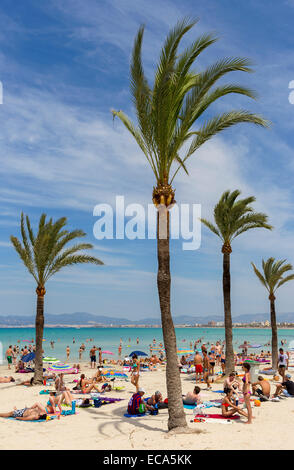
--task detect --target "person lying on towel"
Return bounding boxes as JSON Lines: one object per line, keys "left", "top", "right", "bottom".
{"left": 0, "top": 402, "right": 47, "bottom": 420}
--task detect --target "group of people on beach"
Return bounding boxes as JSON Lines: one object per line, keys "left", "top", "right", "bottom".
{"left": 1, "top": 335, "right": 294, "bottom": 425}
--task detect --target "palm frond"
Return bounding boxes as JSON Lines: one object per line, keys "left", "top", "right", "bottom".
{"left": 11, "top": 214, "right": 103, "bottom": 287}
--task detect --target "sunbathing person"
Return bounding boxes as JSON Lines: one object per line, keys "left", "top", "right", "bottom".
{"left": 78, "top": 374, "right": 102, "bottom": 393}
{"left": 183, "top": 386, "right": 202, "bottom": 406}
{"left": 251, "top": 376, "right": 270, "bottom": 400}
{"left": 221, "top": 388, "right": 248, "bottom": 419}
{"left": 92, "top": 368, "right": 107, "bottom": 383}
{"left": 274, "top": 373, "right": 294, "bottom": 398}
{"left": 16, "top": 377, "right": 34, "bottom": 386}
{"left": 0, "top": 376, "right": 15, "bottom": 383}
{"left": 0, "top": 403, "right": 47, "bottom": 421}
{"left": 146, "top": 390, "right": 167, "bottom": 409}
{"left": 46, "top": 391, "right": 72, "bottom": 413}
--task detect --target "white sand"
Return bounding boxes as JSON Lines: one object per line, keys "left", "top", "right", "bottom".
{"left": 0, "top": 362, "right": 293, "bottom": 450}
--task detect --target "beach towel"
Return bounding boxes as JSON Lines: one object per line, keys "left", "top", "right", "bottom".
{"left": 124, "top": 413, "right": 147, "bottom": 418}
{"left": 194, "top": 413, "right": 240, "bottom": 420}
{"left": 212, "top": 390, "right": 225, "bottom": 393}
{"left": 5, "top": 416, "right": 57, "bottom": 422}
{"left": 193, "top": 417, "right": 233, "bottom": 424}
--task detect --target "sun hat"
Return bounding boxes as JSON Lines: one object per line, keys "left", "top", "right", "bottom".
{"left": 285, "top": 373, "right": 292, "bottom": 379}
{"left": 138, "top": 387, "right": 145, "bottom": 393}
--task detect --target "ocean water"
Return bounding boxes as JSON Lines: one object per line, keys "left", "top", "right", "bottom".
{"left": 1, "top": 327, "right": 294, "bottom": 362}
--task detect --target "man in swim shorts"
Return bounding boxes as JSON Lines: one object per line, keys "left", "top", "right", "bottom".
{"left": 193, "top": 351, "right": 203, "bottom": 383}
{"left": 5, "top": 346, "right": 13, "bottom": 370}
{"left": 90, "top": 346, "right": 98, "bottom": 369}
{"left": 0, "top": 403, "right": 47, "bottom": 420}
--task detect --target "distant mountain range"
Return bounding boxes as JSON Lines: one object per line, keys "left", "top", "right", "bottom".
{"left": 0, "top": 311, "right": 293, "bottom": 326}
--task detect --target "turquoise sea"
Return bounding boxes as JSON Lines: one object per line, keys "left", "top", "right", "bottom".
{"left": 1, "top": 327, "right": 294, "bottom": 362}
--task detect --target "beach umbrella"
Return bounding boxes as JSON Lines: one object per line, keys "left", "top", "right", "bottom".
{"left": 21, "top": 352, "right": 35, "bottom": 362}
{"left": 43, "top": 357, "right": 60, "bottom": 364}
{"left": 47, "top": 363, "right": 75, "bottom": 373}
{"left": 129, "top": 350, "right": 148, "bottom": 357}
{"left": 102, "top": 370, "right": 128, "bottom": 378}
{"left": 177, "top": 349, "right": 193, "bottom": 354}
{"left": 102, "top": 350, "right": 114, "bottom": 355}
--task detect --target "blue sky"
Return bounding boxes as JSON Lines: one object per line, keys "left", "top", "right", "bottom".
{"left": 0, "top": 0, "right": 294, "bottom": 319}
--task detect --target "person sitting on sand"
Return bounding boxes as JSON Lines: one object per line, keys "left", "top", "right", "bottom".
{"left": 46, "top": 390, "right": 72, "bottom": 414}
{"left": 78, "top": 374, "right": 102, "bottom": 394}
{"left": 223, "top": 372, "right": 242, "bottom": 393}
{"left": 274, "top": 373, "right": 294, "bottom": 398}
{"left": 180, "top": 355, "right": 187, "bottom": 366}
{"left": 127, "top": 388, "right": 150, "bottom": 415}
{"left": 93, "top": 368, "right": 107, "bottom": 383}
{"left": 221, "top": 388, "right": 248, "bottom": 419}
{"left": 251, "top": 376, "right": 270, "bottom": 400}
{"left": 0, "top": 376, "right": 15, "bottom": 383}
{"left": 0, "top": 403, "right": 47, "bottom": 421}
{"left": 183, "top": 386, "right": 202, "bottom": 406}
{"left": 146, "top": 390, "right": 167, "bottom": 409}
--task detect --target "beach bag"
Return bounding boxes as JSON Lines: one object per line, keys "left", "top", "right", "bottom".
{"left": 94, "top": 398, "right": 103, "bottom": 408}
{"left": 138, "top": 403, "right": 146, "bottom": 414}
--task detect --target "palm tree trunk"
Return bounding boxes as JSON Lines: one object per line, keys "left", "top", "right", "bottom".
{"left": 223, "top": 251, "right": 234, "bottom": 374}
{"left": 269, "top": 294, "right": 278, "bottom": 369}
{"left": 33, "top": 289, "right": 45, "bottom": 384}
{"left": 157, "top": 210, "right": 187, "bottom": 431}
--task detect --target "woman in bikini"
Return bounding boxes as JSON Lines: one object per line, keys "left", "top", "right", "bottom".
{"left": 131, "top": 354, "right": 140, "bottom": 392}
{"left": 242, "top": 363, "right": 253, "bottom": 424}
{"left": 221, "top": 388, "right": 248, "bottom": 418}
{"left": 78, "top": 374, "right": 102, "bottom": 393}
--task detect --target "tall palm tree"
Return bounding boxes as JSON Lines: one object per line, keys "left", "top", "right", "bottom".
{"left": 201, "top": 190, "right": 272, "bottom": 373}
{"left": 251, "top": 258, "right": 294, "bottom": 369}
{"left": 10, "top": 213, "right": 103, "bottom": 384}
{"left": 112, "top": 18, "right": 268, "bottom": 431}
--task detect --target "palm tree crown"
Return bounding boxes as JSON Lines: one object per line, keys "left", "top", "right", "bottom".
{"left": 201, "top": 189, "right": 273, "bottom": 252}
{"left": 251, "top": 258, "right": 294, "bottom": 299}
{"left": 112, "top": 18, "right": 269, "bottom": 205}
{"left": 11, "top": 213, "right": 103, "bottom": 292}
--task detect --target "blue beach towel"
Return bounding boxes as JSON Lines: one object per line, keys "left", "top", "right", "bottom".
{"left": 124, "top": 413, "right": 147, "bottom": 418}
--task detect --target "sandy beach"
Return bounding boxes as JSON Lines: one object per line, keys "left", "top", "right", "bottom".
{"left": 0, "top": 361, "right": 293, "bottom": 450}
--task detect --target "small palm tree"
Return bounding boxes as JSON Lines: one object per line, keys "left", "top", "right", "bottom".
{"left": 112, "top": 18, "right": 268, "bottom": 431}
{"left": 11, "top": 213, "right": 103, "bottom": 384}
{"left": 251, "top": 258, "right": 294, "bottom": 368}
{"left": 201, "top": 190, "right": 272, "bottom": 373}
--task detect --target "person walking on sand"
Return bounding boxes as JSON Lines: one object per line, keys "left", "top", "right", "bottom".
{"left": 98, "top": 347, "right": 102, "bottom": 366}
{"left": 203, "top": 350, "right": 212, "bottom": 390}
{"left": 66, "top": 346, "right": 70, "bottom": 360}
{"left": 5, "top": 346, "right": 13, "bottom": 370}
{"left": 277, "top": 348, "right": 289, "bottom": 382}
{"left": 242, "top": 363, "right": 253, "bottom": 424}
{"left": 118, "top": 344, "right": 122, "bottom": 359}
{"left": 131, "top": 354, "right": 140, "bottom": 392}
{"left": 90, "top": 346, "right": 98, "bottom": 369}
{"left": 193, "top": 350, "right": 203, "bottom": 384}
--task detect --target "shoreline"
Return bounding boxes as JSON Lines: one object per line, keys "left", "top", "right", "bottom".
{"left": 0, "top": 325, "right": 294, "bottom": 329}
